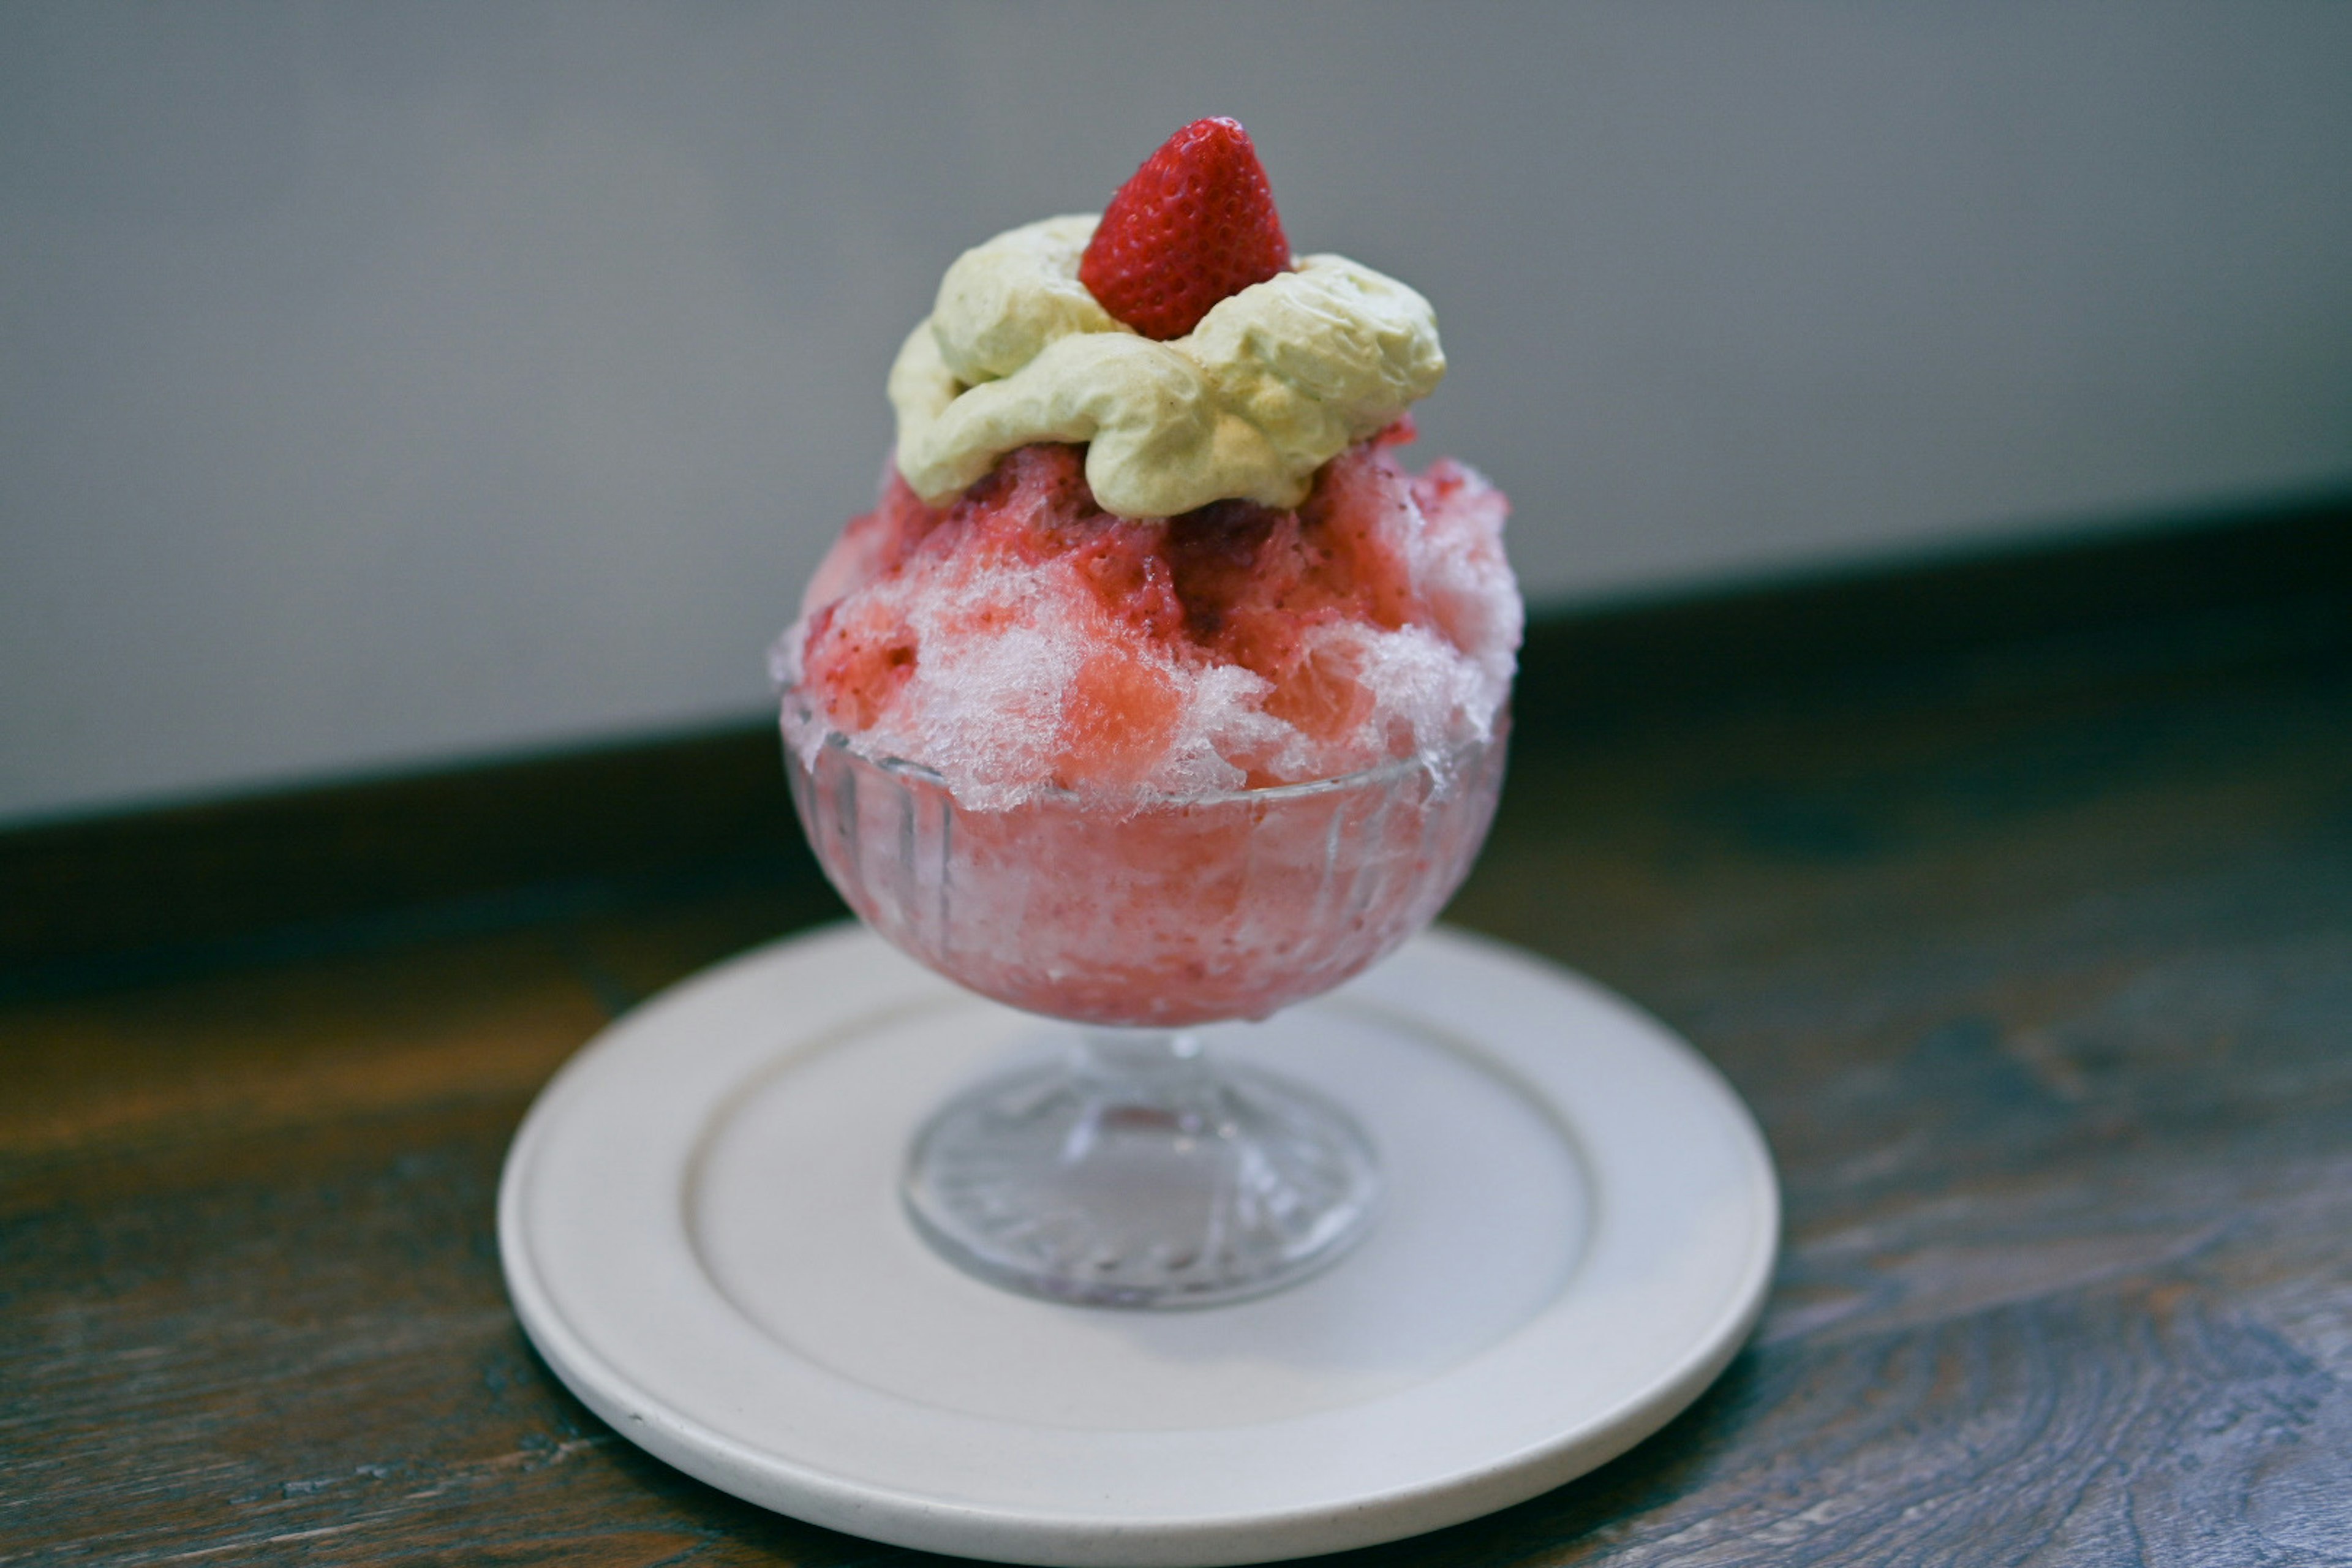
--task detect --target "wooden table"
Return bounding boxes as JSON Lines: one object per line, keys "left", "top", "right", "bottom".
{"left": 6, "top": 519, "right": 2350, "bottom": 1564}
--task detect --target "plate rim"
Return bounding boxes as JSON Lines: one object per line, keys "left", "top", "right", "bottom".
{"left": 499, "top": 924, "right": 1779, "bottom": 1566}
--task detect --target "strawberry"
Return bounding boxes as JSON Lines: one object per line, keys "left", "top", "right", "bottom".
{"left": 1079, "top": 117, "right": 1291, "bottom": 341}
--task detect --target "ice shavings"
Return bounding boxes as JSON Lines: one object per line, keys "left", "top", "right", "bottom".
{"left": 778, "top": 442, "right": 1518, "bottom": 809}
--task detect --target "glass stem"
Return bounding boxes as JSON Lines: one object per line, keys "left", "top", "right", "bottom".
{"left": 903, "top": 1020, "right": 1384, "bottom": 1306}
{"left": 1072, "top": 1027, "right": 1217, "bottom": 1118}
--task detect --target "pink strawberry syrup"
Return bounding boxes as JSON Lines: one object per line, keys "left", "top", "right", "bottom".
{"left": 783, "top": 439, "right": 1517, "bottom": 1026}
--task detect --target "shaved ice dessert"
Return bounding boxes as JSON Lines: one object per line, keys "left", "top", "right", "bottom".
{"left": 775, "top": 118, "right": 1519, "bottom": 1026}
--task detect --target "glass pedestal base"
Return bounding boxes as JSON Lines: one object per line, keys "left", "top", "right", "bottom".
{"left": 902, "top": 1028, "right": 1382, "bottom": 1309}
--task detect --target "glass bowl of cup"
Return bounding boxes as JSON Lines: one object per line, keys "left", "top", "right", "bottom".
{"left": 782, "top": 686, "right": 1507, "bottom": 1308}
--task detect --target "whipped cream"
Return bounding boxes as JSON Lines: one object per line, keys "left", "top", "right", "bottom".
{"left": 888, "top": 216, "right": 1446, "bottom": 517}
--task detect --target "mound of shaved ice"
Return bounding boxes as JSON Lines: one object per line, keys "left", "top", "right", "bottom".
{"left": 777, "top": 437, "right": 1518, "bottom": 809}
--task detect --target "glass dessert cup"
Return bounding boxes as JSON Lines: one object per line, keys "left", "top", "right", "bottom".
{"left": 783, "top": 689, "right": 1507, "bottom": 1308}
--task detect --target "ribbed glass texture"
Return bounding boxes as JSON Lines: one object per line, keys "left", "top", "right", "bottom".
{"left": 782, "top": 689, "right": 1508, "bottom": 1306}
{"left": 784, "top": 693, "right": 1508, "bottom": 1029}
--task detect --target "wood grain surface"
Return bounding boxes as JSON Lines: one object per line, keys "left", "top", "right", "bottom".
{"left": 4, "top": 551, "right": 2350, "bottom": 1563}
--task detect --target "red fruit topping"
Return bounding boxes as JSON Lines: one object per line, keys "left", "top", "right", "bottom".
{"left": 1079, "top": 117, "right": 1291, "bottom": 341}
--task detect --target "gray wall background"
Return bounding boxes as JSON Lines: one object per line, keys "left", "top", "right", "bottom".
{"left": 4, "top": 2, "right": 2348, "bottom": 826}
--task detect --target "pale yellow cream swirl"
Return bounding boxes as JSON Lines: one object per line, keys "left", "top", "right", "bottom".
{"left": 888, "top": 214, "right": 1446, "bottom": 517}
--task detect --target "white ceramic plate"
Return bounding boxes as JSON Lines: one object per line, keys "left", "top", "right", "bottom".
{"left": 499, "top": 924, "right": 1777, "bottom": 1566}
